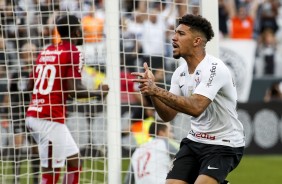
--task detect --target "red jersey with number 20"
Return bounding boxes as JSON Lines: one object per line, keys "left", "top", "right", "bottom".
{"left": 26, "top": 41, "right": 83, "bottom": 124}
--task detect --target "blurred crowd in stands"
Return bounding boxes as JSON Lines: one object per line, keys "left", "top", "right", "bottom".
{"left": 0, "top": 0, "right": 282, "bottom": 156}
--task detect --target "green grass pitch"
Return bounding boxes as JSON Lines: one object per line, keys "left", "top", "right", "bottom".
{"left": 226, "top": 155, "right": 282, "bottom": 184}
{"left": 1, "top": 155, "right": 281, "bottom": 184}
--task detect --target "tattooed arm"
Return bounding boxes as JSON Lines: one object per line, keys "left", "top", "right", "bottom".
{"left": 132, "top": 63, "right": 211, "bottom": 121}
{"left": 151, "top": 87, "right": 211, "bottom": 118}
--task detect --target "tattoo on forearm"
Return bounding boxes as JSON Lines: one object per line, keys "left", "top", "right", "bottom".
{"left": 157, "top": 89, "right": 181, "bottom": 110}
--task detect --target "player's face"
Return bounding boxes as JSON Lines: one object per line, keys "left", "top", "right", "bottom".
{"left": 172, "top": 24, "right": 194, "bottom": 59}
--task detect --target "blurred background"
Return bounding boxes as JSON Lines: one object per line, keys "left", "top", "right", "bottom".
{"left": 0, "top": 0, "right": 282, "bottom": 184}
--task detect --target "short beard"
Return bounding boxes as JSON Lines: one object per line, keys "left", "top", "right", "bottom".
{"left": 173, "top": 54, "right": 181, "bottom": 59}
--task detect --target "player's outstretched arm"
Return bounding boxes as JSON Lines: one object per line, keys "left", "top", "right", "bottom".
{"left": 67, "top": 78, "right": 109, "bottom": 100}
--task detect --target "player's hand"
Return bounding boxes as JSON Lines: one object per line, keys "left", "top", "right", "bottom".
{"left": 143, "top": 62, "right": 155, "bottom": 81}
{"left": 98, "top": 84, "right": 109, "bottom": 99}
{"left": 131, "top": 62, "right": 155, "bottom": 81}
{"left": 131, "top": 62, "right": 157, "bottom": 96}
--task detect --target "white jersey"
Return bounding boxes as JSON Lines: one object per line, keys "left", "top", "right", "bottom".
{"left": 130, "top": 138, "right": 177, "bottom": 184}
{"left": 169, "top": 54, "right": 245, "bottom": 147}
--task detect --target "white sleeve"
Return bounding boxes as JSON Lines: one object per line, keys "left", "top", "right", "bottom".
{"left": 169, "top": 69, "right": 182, "bottom": 96}
{"left": 194, "top": 64, "right": 229, "bottom": 101}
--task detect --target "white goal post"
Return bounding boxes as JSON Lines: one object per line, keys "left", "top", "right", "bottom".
{"left": 201, "top": 0, "right": 219, "bottom": 57}
{"left": 105, "top": 0, "right": 121, "bottom": 184}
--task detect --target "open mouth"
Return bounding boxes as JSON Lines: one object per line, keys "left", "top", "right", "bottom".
{"left": 172, "top": 42, "right": 178, "bottom": 48}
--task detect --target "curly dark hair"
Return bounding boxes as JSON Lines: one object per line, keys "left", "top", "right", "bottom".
{"left": 56, "top": 15, "right": 81, "bottom": 37}
{"left": 178, "top": 14, "right": 214, "bottom": 42}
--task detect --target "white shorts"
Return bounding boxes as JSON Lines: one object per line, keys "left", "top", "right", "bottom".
{"left": 26, "top": 117, "right": 79, "bottom": 168}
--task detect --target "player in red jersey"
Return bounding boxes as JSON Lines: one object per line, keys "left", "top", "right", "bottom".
{"left": 25, "top": 14, "right": 109, "bottom": 184}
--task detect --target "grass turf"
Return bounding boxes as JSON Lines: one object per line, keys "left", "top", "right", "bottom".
{"left": 0, "top": 155, "right": 281, "bottom": 184}
{"left": 226, "top": 155, "right": 282, "bottom": 184}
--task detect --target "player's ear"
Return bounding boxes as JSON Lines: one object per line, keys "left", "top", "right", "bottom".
{"left": 76, "top": 28, "right": 82, "bottom": 37}
{"left": 75, "top": 28, "right": 84, "bottom": 46}
{"left": 193, "top": 37, "right": 202, "bottom": 46}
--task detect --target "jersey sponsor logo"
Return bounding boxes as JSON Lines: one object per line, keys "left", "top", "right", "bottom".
{"left": 28, "top": 106, "right": 42, "bottom": 112}
{"left": 41, "top": 50, "right": 62, "bottom": 55}
{"left": 31, "top": 99, "right": 45, "bottom": 105}
{"left": 206, "top": 63, "right": 217, "bottom": 87}
{"left": 189, "top": 130, "right": 216, "bottom": 140}
{"left": 39, "top": 56, "right": 56, "bottom": 62}
{"left": 207, "top": 165, "right": 219, "bottom": 170}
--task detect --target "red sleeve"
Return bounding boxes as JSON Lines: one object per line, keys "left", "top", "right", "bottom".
{"left": 67, "top": 46, "right": 82, "bottom": 79}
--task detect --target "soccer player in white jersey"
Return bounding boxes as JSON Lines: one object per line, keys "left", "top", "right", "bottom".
{"left": 124, "top": 122, "right": 178, "bottom": 184}
{"left": 132, "top": 14, "right": 245, "bottom": 184}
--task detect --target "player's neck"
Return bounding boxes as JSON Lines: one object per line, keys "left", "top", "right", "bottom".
{"left": 185, "top": 49, "right": 206, "bottom": 74}
{"left": 186, "top": 55, "right": 205, "bottom": 74}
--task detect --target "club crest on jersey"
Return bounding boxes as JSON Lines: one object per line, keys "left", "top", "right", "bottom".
{"left": 195, "top": 70, "right": 201, "bottom": 87}
{"left": 180, "top": 72, "right": 185, "bottom": 77}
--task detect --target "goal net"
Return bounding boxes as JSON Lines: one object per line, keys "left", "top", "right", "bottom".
{"left": 0, "top": 0, "right": 216, "bottom": 184}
